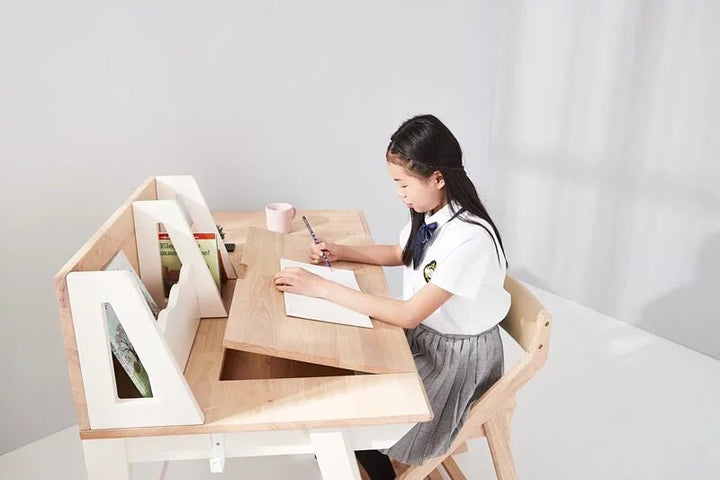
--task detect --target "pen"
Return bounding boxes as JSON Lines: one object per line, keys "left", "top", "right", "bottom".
{"left": 302, "top": 215, "right": 333, "bottom": 270}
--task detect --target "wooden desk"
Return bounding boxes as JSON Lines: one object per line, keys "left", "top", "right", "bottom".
{"left": 56, "top": 180, "right": 431, "bottom": 480}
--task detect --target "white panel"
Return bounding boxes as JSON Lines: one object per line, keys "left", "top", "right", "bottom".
{"left": 344, "top": 423, "right": 415, "bottom": 450}
{"left": 82, "top": 439, "right": 131, "bottom": 480}
{"left": 133, "top": 199, "right": 226, "bottom": 318}
{"left": 125, "top": 434, "right": 212, "bottom": 463}
{"left": 156, "top": 265, "right": 201, "bottom": 371}
{"left": 310, "top": 430, "right": 361, "bottom": 480}
{"left": 67, "top": 271, "right": 203, "bottom": 429}
{"left": 156, "top": 175, "right": 235, "bottom": 280}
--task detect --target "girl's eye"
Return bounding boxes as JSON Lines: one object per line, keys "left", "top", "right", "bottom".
{"left": 401, "top": 185, "right": 407, "bottom": 189}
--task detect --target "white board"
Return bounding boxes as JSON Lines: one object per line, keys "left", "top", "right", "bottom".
{"left": 280, "top": 258, "right": 373, "bottom": 329}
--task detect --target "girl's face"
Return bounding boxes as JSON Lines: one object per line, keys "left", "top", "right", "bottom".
{"left": 386, "top": 159, "right": 447, "bottom": 214}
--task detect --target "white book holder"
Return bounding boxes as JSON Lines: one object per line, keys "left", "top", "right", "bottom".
{"left": 66, "top": 269, "right": 203, "bottom": 429}
{"left": 155, "top": 175, "right": 235, "bottom": 282}
{"left": 133, "top": 199, "right": 226, "bottom": 318}
{"left": 65, "top": 175, "right": 229, "bottom": 430}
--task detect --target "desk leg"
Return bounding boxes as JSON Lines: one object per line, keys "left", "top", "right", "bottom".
{"left": 145, "top": 461, "right": 169, "bottom": 480}
{"left": 310, "top": 430, "right": 361, "bottom": 480}
{"left": 82, "top": 439, "right": 131, "bottom": 480}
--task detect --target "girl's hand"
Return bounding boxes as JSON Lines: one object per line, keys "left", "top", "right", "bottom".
{"left": 274, "top": 268, "right": 331, "bottom": 298}
{"left": 309, "top": 238, "right": 341, "bottom": 264}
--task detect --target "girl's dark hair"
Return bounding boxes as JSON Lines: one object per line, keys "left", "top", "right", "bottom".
{"left": 387, "top": 114, "right": 508, "bottom": 268}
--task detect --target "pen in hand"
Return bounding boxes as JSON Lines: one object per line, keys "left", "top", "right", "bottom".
{"left": 302, "top": 215, "right": 333, "bottom": 271}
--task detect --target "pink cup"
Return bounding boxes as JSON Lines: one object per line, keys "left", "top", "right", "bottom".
{"left": 265, "top": 202, "right": 296, "bottom": 233}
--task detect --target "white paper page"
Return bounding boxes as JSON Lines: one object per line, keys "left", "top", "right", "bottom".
{"left": 279, "top": 258, "right": 373, "bottom": 328}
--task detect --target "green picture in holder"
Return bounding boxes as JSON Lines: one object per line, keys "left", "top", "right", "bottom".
{"left": 104, "top": 304, "right": 153, "bottom": 398}
{"left": 103, "top": 251, "right": 160, "bottom": 398}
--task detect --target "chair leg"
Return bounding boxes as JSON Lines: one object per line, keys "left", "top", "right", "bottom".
{"left": 427, "top": 469, "right": 444, "bottom": 480}
{"left": 504, "top": 401, "right": 516, "bottom": 442}
{"left": 396, "top": 455, "right": 446, "bottom": 480}
{"left": 452, "top": 442, "right": 469, "bottom": 455}
{"left": 484, "top": 412, "right": 518, "bottom": 480}
{"left": 441, "top": 456, "right": 467, "bottom": 480}
{"left": 391, "top": 459, "right": 410, "bottom": 476}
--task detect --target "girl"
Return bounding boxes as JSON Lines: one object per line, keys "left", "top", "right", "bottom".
{"left": 274, "top": 114, "right": 509, "bottom": 479}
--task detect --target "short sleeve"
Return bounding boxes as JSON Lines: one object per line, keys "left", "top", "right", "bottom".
{"left": 429, "top": 235, "right": 494, "bottom": 300}
{"left": 398, "top": 220, "right": 411, "bottom": 246}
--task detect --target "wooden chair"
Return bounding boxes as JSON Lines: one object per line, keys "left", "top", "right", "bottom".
{"left": 395, "top": 275, "right": 552, "bottom": 480}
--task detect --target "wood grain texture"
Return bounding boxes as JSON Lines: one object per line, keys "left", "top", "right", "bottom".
{"left": 484, "top": 412, "right": 518, "bottom": 480}
{"left": 53, "top": 177, "right": 157, "bottom": 430}
{"left": 427, "top": 470, "right": 444, "bottom": 480}
{"left": 65, "top": 207, "right": 431, "bottom": 440}
{"left": 223, "top": 214, "right": 416, "bottom": 374}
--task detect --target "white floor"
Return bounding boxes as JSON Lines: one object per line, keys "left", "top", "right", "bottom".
{"left": 2, "top": 285, "right": 719, "bottom": 479}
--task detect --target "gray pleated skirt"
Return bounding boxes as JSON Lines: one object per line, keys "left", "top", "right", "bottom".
{"left": 385, "top": 323, "right": 504, "bottom": 466}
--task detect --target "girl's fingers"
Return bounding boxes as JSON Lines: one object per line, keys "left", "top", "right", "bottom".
{"left": 274, "top": 272, "right": 294, "bottom": 284}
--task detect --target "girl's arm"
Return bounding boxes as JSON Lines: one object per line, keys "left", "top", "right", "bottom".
{"left": 310, "top": 240, "right": 403, "bottom": 267}
{"left": 274, "top": 268, "right": 452, "bottom": 329}
{"left": 337, "top": 244, "right": 404, "bottom": 266}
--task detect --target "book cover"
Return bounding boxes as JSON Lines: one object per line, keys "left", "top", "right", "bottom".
{"left": 159, "top": 232, "right": 220, "bottom": 298}
{"left": 103, "top": 251, "right": 156, "bottom": 398}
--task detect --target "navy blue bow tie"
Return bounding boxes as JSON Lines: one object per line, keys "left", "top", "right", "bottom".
{"left": 413, "top": 221, "right": 438, "bottom": 269}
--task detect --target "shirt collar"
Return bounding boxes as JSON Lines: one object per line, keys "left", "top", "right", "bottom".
{"left": 424, "top": 201, "right": 459, "bottom": 227}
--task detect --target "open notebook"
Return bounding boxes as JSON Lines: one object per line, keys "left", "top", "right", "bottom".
{"left": 280, "top": 258, "right": 373, "bottom": 328}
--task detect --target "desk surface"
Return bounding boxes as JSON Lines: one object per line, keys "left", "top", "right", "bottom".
{"left": 222, "top": 211, "right": 416, "bottom": 374}
{"left": 80, "top": 209, "right": 432, "bottom": 440}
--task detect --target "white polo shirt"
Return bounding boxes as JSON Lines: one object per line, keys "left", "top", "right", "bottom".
{"left": 399, "top": 202, "right": 510, "bottom": 335}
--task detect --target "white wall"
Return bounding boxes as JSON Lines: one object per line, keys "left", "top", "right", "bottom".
{"left": 487, "top": 0, "right": 720, "bottom": 357}
{"left": 0, "top": 0, "right": 500, "bottom": 453}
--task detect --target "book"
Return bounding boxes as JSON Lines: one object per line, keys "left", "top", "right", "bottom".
{"left": 159, "top": 232, "right": 220, "bottom": 298}
{"left": 279, "top": 258, "right": 373, "bottom": 328}
{"left": 103, "top": 251, "right": 157, "bottom": 398}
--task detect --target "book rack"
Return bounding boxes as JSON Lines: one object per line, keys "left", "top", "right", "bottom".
{"left": 54, "top": 176, "right": 432, "bottom": 480}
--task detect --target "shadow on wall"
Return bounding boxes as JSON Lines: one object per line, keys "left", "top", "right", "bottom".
{"left": 507, "top": 268, "right": 552, "bottom": 293}
{"left": 639, "top": 233, "right": 720, "bottom": 359}
{"left": 484, "top": 0, "right": 720, "bottom": 361}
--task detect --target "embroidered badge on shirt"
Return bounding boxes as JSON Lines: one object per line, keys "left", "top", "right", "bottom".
{"left": 423, "top": 260, "right": 436, "bottom": 283}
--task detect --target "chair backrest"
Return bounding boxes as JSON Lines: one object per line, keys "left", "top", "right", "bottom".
{"left": 459, "top": 275, "right": 552, "bottom": 433}
{"left": 395, "top": 275, "right": 552, "bottom": 480}
{"left": 500, "top": 275, "right": 551, "bottom": 355}
{"left": 473, "top": 274, "right": 552, "bottom": 408}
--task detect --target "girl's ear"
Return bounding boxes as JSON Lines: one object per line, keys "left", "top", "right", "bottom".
{"left": 433, "top": 170, "right": 445, "bottom": 189}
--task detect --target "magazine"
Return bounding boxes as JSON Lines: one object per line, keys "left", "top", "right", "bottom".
{"left": 158, "top": 232, "right": 220, "bottom": 298}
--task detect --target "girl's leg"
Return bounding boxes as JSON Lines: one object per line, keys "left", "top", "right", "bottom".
{"left": 355, "top": 450, "right": 395, "bottom": 480}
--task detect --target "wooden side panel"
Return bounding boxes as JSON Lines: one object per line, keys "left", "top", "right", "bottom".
{"left": 53, "top": 178, "right": 157, "bottom": 430}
